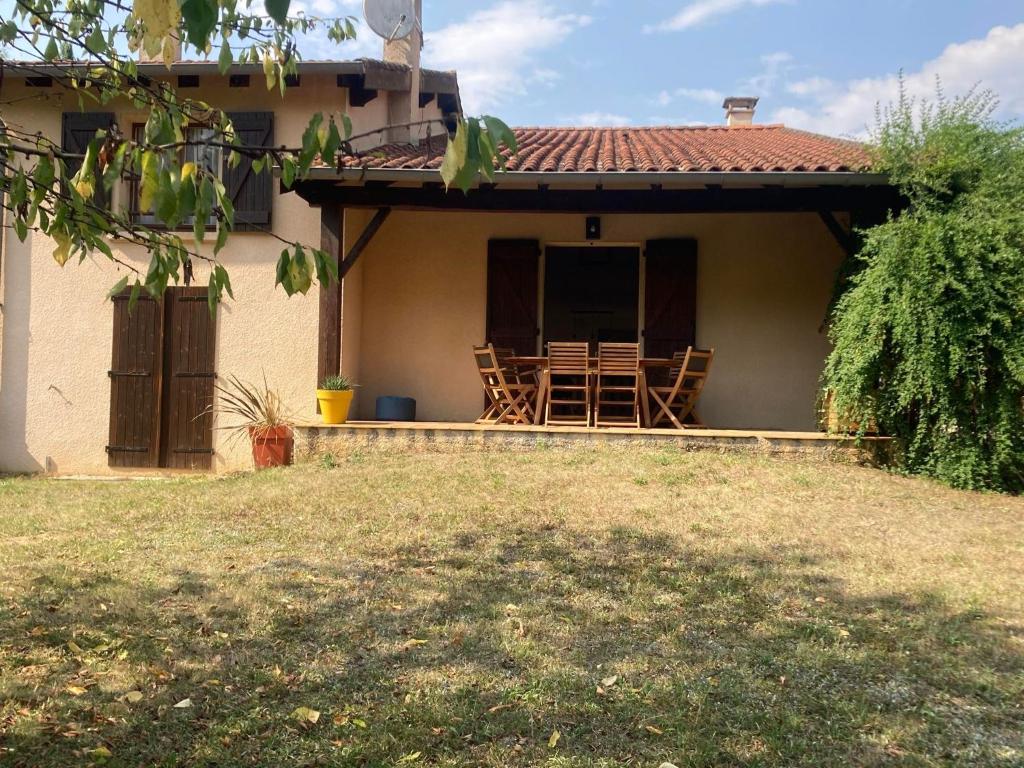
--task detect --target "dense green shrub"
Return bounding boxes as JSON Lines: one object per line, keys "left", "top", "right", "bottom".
{"left": 825, "top": 88, "right": 1024, "bottom": 492}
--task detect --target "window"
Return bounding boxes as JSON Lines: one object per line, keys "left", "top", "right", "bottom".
{"left": 129, "top": 124, "right": 222, "bottom": 227}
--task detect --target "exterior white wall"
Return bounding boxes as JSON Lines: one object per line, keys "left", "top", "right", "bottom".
{"left": 0, "top": 73, "right": 444, "bottom": 473}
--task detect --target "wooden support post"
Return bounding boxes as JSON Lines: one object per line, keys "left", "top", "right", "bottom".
{"left": 818, "top": 210, "right": 855, "bottom": 256}
{"left": 338, "top": 207, "right": 391, "bottom": 281}
{"left": 317, "top": 204, "right": 343, "bottom": 389}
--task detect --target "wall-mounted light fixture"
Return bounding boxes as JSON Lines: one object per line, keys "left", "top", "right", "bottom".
{"left": 585, "top": 216, "right": 601, "bottom": 240}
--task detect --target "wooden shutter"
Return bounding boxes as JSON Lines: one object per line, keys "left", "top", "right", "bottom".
{"left": 223, "top": 112, "right": 274, "bottom": 231}
{"left": 160, "top": 287, "right": 217, "bottom": 470}
{"left": 107, "top": 292, "right": 163, "bottom": 468}
{"left": 486, "top": 239, "right": 540, "bottom": 355}
{"left": 644, "top": 239, "right": 697, "bottom": 359}
{"left": 61, "top": 111, "right": 114, "bottom": 208}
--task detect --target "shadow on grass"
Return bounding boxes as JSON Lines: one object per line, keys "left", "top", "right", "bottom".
{"left": 1, "top": 525, "right": 1021, "bottom": 767}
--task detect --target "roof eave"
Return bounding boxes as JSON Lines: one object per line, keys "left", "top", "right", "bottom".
{"left": 293, "top": 167, "right": 888, "bottom": 188}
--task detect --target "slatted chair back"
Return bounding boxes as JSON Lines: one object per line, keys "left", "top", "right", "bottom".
{"left": 548, "top": 341, "right": 590, "bottom": 375}
{"left": 595, "top": 342, "right": 641, "bottom": 427}
{"left": 668, "top": 349, "right": 687, "bottom": 382}
{"left": 545, "top": 341, "right": 591, "bottom": 427}
{"left": 597, "top": 342, "right": 640, "bottom": 375}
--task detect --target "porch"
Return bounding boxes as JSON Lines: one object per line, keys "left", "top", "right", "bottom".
{"left": 287, "top": 126, "right": 900, "bottom": 435}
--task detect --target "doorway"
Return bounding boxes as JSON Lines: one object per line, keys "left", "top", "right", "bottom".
{"left": 543, "top": 246, "right": 640, "bottom": 351}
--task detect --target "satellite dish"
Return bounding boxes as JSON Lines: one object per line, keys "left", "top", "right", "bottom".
{"left": 364, "top": 0, "right": 417, "bottom": 42}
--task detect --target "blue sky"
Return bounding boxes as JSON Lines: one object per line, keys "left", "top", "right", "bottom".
{"left": 321, "top": 0, "right": 1024, "bottom": 137}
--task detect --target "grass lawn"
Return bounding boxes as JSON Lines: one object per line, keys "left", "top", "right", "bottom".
{"left": 1, "top": 446, "right": 1022, "bottom": 767}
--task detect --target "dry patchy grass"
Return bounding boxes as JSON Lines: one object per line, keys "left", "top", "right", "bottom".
{"left": 1, "top": 445, "right": 1022, "bottom": 767}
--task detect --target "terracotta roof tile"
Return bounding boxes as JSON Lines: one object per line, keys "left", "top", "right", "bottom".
{"left": 342, "top": 125, "right": 873, "bottom": 175}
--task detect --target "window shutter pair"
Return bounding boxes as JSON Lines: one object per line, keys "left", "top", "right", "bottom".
{"left": 106, "top": 287, "right": 217, "bottom": 469}
{"left": 61, "top": 112, "right": 114, "bottom": 208}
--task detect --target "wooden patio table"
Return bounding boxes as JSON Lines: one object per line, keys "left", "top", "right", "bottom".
{"left": 506, "top": 355, "right": 676, "bottom": 427}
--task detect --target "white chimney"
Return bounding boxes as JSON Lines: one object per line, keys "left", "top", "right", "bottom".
{"left": 723, "top": 96, "right": 758, "bottom": 127}
{"left": 384, "top": 0, "right": 422, "bottom": 144}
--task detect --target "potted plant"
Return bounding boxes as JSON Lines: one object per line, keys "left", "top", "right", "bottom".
{"left": 317, "top": 374, "right": 356, "bottom": 425}
{"left": 214, "top": 375, "right": 294, "bottom": 469}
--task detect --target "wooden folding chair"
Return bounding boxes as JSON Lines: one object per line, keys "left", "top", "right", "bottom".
{"left": 594, "top": 342, "right": 640, "bottom": 427}
{"left": 545, "top": 341, "right": 591, "bottom": 427}
{"left": 647, "top": 347, "right": 714, "bottom": 429}
{"left": 494, "top": 347, "right": 538, "bottom": 387}
{"left": 473, "top": 344, "right": 537, "bottom": 425}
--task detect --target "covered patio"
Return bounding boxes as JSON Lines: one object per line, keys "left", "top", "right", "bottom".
{"left": 288, "top": 124, "right": 900, "bottom": 437}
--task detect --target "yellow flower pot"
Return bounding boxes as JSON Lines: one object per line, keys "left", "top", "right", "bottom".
{"left": 317, "top": 389, "right": 354, "bottom": 424}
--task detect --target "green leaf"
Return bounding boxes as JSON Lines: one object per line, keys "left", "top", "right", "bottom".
{"left": 218, "top": 37, "right": 233, "bottom": 74}
{"left": 482, "top": 116, "right": 517, "bottom": 170}
{"left": 107, "top": 275, "right": 130, "bottom": 299}
{"left": 281, "top": 156, "right": 296, "bottom": 188}
{"left": 440, "top": 119, "right": 469, "bottom": 191}
{"left": 180, "top": 0, "right": 218, "bottom": 49}
{"left": 139, "top": 151, "right": 160, "bottom": 213}
{"left": 320, "top": 120, "right": 342, "bottom": 168}
{"left": 155, "top": 169, "right": 178, "bottom": 224}
{"left": 215, "top": 264, "right": 233, "bottom": 300}
{"left": 207, "top": 272, "right": 220, "bottom": 317}
{"left": 298, "top": 113, "right": 324, "bottom": 172}
{"left": 452, "top": 119, "right": 482, "bottom": 193}
{"left": 265, "top": 0, "right": 291, "bottom": 25}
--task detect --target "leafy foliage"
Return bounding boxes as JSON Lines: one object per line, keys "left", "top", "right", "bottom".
{"left": 824, "top": 86, "right": 1024, "bottom": 492}
{"left": 0, "top": 0, "right": 515, "bottom": 312}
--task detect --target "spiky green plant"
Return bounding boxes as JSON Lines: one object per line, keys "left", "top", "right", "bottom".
{"left": 318, "top": 374, "right": 355, "bottom": 391}
{"left": 211, "top": 374, "right": 292, "bottom": 443}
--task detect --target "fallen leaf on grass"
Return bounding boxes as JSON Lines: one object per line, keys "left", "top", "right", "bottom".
{"left": 292, "top": 706, "right": 321, "bottom": 724}
{"left": 645, "top": 724, "right": 664, "bottom": 735}
{"left": 398, "top": 752, "right": 421, "bottom": 763}
{"left": 600, "top": 675, "right": 618, "bottom": 688}
{"left": 89, "top": 746, "right": 113, "bottom": 762}
{"left": 487, "top": 703, "right": 513, "bottom": 714}
{"left": 401, "top": 638, "right": 428, "bottom": 650}
{"left": 173, "top": 698, "right": 192, "bottom": 708}
{"left": 67, "top": 641, "right": 84, "bottom": 655}
{"left": 123, "top": 691, "right": 144, "bottom": 704}
{"left": 548, "top": 729, "right": 561, "bottom": 748}
{"left": 65, "top": 685, "right": 88, "bottom": 696}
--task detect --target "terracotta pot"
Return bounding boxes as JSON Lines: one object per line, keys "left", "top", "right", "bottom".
{"left": 249, "top": 425, "right": 294, "bottom": 469}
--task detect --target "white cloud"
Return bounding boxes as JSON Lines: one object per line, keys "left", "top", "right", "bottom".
{"left": 785, "top": 76, "right": 834, "bottom": 97}
{"left": 560, "top": 112, "right": 633, "bottom": 127}
{"left": 741, "top": 51, "right": 792, "bottom": 95}
{"left": 645, "top": 0, "right": 790, "bottom": 33}
{"left": 424, "top": 1, "right": 592, "bottom": 113}
{"left": 655, "top": 87, "right": 724, "bottom": 106}
{"left": 770, "top": 23, "right": 1024, "bottom": 137}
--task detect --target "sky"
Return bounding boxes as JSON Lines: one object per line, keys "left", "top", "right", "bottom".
{"left": 306, "top": 0, "right": 1024, "bottom": 138}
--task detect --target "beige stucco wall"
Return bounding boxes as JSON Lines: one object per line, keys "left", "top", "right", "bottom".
{"left": 0, "top": 74, "right": 442, "bottom": 473}
{"left": 348, "top": 211, "right": 844, "bottom": 431}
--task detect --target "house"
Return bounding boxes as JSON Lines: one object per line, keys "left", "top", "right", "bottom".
{"left": 0, "top": 12, "right": 899, "bottom": 474}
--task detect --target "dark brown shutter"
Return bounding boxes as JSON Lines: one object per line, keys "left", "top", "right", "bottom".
{"left": 644, "top": 239, "right": 697, "bottom": 359}
{"left": 223, "top": 112, "right": 274, "bottom": 231}
{"left": 107, "top": 292, "right": 163, "bottom": 467}
{"left": 61, "top": 111, "right": 114, "bottom": 208}
{"left": 160, "top": 287, "right": 217, "bottom": 470}
{"left": 486, "top": 239, "right": 540, "bottom": 355}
